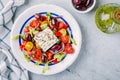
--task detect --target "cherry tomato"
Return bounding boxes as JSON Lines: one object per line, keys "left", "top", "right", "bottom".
{"left": 26, "top": 51, "right": 31, "bottom": 55}
{"left": 30, "top": 19, "right": 40, "bottom": 28}
{"left": 32, "top": 57, "right": 40, "bottom": 61}
{"left": 59, "top": 29, "right": 67, "bottom": 35}
{"left": 63, "top": 23, "right": 68, "bottom": 29}
{"left": 20, "top": 40, "right": 27, "bottom": 50}
{"left": 32, "top": 49, "right": 42, "bottom": 61}
{"left": 61, "top": 35, "right": 69, "bottom": 43}
{"left": 22, "top": 40, "right": 27, "bottom": 45}
{"left": 24, "top": 26, "right": 29, "bottom": 32}
{"left": 58, "top": 21, "right": 64, "bottom": 30}
{"left": 25, "top": 41, "right": 33, "bottom": 51}
{"left": 36, "top": 49, "right": 42, "bottom": 57}
{"left": 46, "top": 51, "right": 54, "bottom": 60}
{"left": 52, "top": 58, "right": 58, "bottom": 64}
{"left": 20, "top": 45, "right": 24, "bottom": 50}
{"left": 58, "top": 21, "right": 68, "bottom": 30}
{"left": 65, "top": 44, "right": 74, "bottom": 54}
{"left": 55, "top": 32, "right": 61, "bottom": 37}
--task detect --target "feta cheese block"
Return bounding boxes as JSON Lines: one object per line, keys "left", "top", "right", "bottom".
{"left": 34, "top": 27, "right": 58, "bottom": 52}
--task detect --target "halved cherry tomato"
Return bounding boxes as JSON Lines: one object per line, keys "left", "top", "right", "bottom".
{"left": 20, "top": 41, "right": 27, "bottom": 50}
{"left": 30, "top": 19, "right": 40, "bottom": 28}
{"left": 65, "top": 44, "right": 74, "bottom": 54}
{"left": 66, "top": 43, "right": 71, "bottom": 47}
{"left": 58, "top": 21, "right": 64, "bottom": 30}
{"left": 24, "top": 26, "right": 29, "bottom": 32}
{"left": 32, "top": 57, "right": 40, "bottom": 61}
{"left": 25, "top": 41, "right": 33, "bottom": 51}
{"left": 63, "top": 24, "right": 68, "bottom": 29}
{"left": 55, "top": 32, "right": 61, "bottom": 37}
{"left": 20, "top": 45, "right": 24, "bottom": 50}
{"left": 46, "top": 51, "right": 54, "bottom": 60}
{"left": 32, "top": 52, "right": 41, "bottom": 61}
{"left": 26, "top": 51, "right": 31, "bottom": 55}
{"left": 61, "top": 35, "right": 69, "bottom": 43}
{"left": 58, "top": 21, "right": 68, "bottom": 30}
{"left": 52, "top": 58, "right": 58, "bottom": 64}
{"left": 22, "top": 40, "right": 27, "bottom": 45}
{"left": 36, "top": 49, "right": 42, "bottom": 57}
{"left": 59, "top": 29, "right": 67, "bottom": 35}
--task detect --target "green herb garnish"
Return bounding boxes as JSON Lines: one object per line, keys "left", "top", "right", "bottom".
{"left": 70, "top": 38, "right": 77, "bottom": 45}
{"left": 35, "top": 61, "right": 41, "bottom": 66}
{"left": 23, "top": 54, "right": 30, "bottom": 62}
{"left": 42, "top": 62, "right": 49, "bottom": 73}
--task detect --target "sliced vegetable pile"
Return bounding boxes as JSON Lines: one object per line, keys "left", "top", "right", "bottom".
{"left": 14, "top": 12, "right": 76, "bottom": 73}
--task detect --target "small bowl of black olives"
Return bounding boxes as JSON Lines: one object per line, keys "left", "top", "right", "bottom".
{"left": 71, "top": 0, "right": 96, "bottom": 13}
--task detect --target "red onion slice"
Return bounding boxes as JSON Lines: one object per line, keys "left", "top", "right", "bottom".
{"left": 50, "top": 43, "right": 65, "bottom": 54}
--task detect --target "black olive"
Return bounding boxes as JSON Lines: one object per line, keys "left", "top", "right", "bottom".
{"left": 26, "top": 34, "right": 32, "bottom": 41}
{"left": 87, "top": 0, "right": 94, "bottom": 8}
{"left": 51, "top": 18, "right": 59, "bottom": 29}
{"left": 81, "top": 0, "right": 87, "bottom": 4}
{"left": 35, "top": 13, "right": 41, "bottom": 19}
{"left": 41, "top": 55, "right": 47, "bottom": 63}
{"left": 72, "top": 0, "right": 81, "bottom": 5}
{"left": 75, "top": 4, "right": 87, "bottom": 11}
{"left": 51, "top": 44, "right": 61, "bottom": 52}
{"left": 34, "top": 13, "right": 43, "bottom": 21}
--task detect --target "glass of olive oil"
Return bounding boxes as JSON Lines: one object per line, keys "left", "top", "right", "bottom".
{"left": 95, "top": 3, "right": 120, "bottom": 34}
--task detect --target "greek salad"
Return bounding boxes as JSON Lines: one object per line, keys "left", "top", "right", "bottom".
{"left": 13, "top": 12, "right": 77, "bottom": 73}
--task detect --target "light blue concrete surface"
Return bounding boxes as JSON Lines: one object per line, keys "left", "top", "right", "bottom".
{"left": 14, "top": 0, "right": 120, "bottom": 80}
